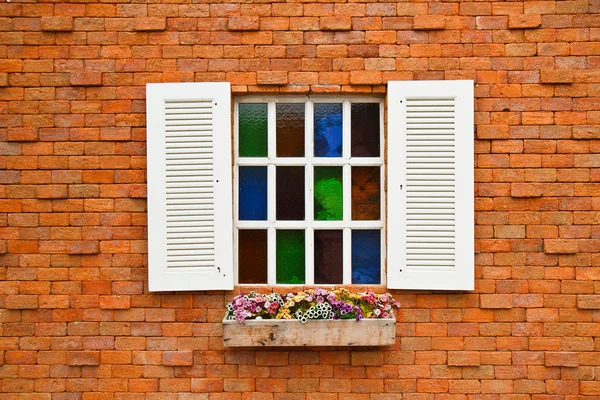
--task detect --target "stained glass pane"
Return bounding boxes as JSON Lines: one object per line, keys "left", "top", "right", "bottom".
{"left": 239, "top": 103, "right": 267, "bottom": 157}
{"left": 276, "top": 166, "right": 305, "bottom": 220}
{"left": 352, "top": 166, "right": 380, "bottom": 220}
{"left": 238, "top": 230, "right": 267, "bottom": 284}
{"left": 276, "top": 230, "right": 305, "bottom": 284}
{"left": 351, "top": 103, "right": 380, "bottom": 157}
{"left": 352, "top": 230, "right": 380, "bottom": 284}
{"left": 276, "top": 103, "right": 305, "bottom": 157}
{"left": 314, "top": 103, "right": 342, "bottom": 157}
{"left": 239, "top": 166, "right": 267, "bottom": 221}
{"left": 314, "top": 167, "right": 343, "bottom": 221}
{"left": 314, "top": 230, "right": 343, "bottom": 284}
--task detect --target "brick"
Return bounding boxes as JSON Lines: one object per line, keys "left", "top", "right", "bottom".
{"left": 99, "top": 295, "right": 131, "bottom": 309}
{"left": 413, "top": 15, "right": 446, "bottom": 30}
{"left": 67, "top": 241, "right": 99, "bottom": 255}
{"left": 447, "top": 351, "right": 481, "bottom": 366}
{"left": 5, "top": 295, "right": 38, "bottom": 309}
{"left": 70, "top": 73, "right": 103, "bottom": 87}
{"left": 349, "top": 70, "right": 382, "bottom": 85}
{"left": 540, "top": 70, "right": 575, "bottom": 84}
{"left": 508, "top": 14, "right": 542, "bottom": 29}
{"left": 0, "top": 72, "right": 7, "bottom": 87}
{"left": 67, "top": 351, "right": 100, "bottom": 366}
{"left": 480, "top": 294, "right": 513, "bottom": 309}
{"left": 40, "top": 16, "right": 74, "bottom": 32}
{"left": 7, "top": 127, "right": 38, "bottom": 142}
{"left": 545, "top": 352, "right": 579, "bottom": 367}
{"left": 228, "top": 16, "right": 259, "bottom": 31}
{"left": 134, "top": 17, "right": 166, "bottom": 31}
{"left": 511, "top": 183, "right": 543, "bottom": 198}
{"left": 320, "top": 17, "right": 352, "bottom": 31}
{"left": 577, "top": 295, "right": 600, "bottom": 309}
{"left": 256, "top": 71, "right": 287, "bottom": 85}
{"left": 544, "top": 239, "right": 579, "bottom": 254}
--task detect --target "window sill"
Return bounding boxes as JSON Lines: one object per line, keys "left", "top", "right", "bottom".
{"left": 222, "top": 315, "right": 396, "bottom": 347}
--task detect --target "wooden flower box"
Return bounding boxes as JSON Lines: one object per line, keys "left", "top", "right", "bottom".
{"left": 222, "top": 315, "right": 396, "bottom": 347}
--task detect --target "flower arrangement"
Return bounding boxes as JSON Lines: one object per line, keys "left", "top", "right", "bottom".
{"left": 226, "top": 288, "right": 400, "bottom": 323}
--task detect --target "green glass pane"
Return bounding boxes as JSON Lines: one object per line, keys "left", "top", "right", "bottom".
{"left": 239, "top": 103, "right": 267, "bottom": 157}
{"left": 314, "top": 167, "right": 343, "bottom": 221}
{"left": 276, "top": 230, "right": 305, "bottom": 284}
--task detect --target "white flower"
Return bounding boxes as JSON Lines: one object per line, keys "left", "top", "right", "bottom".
{"left": 374, "top": 309, "right": 381, "bottom": 316}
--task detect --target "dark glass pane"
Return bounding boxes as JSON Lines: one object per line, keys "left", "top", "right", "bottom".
{"left": 314, "top": 103, "right": 342, "bottom": 157}
{"left": 314, "top": 167, "right": 343, "bottom": 221}
{"left": 276, "top": 103, "right": 305, "bottom": 157}
{"left": 239, "top": 103, "right": 268, "bottom": 157}
{"left": 276, "top": 166, "right": 304, "bottom": 220}
{"left": 238, "top": 229, "right": 267, "bottom": 284}
{"left": 239, "top": 166, "right": 267, "bottom": 221}
{"left": 352, "top": 230, "right": 380, "bottom": 284}
{"left": 314, "top": 230, "right": 343, "bottom": 284}
{"left": 351, "top": 103, "right": 380, "bottom": 157}
{"left": 351, "top": 166, "right": 380, "bottom": 220}
{"left": 276, "top": 230, "right": 305, "bottom": 284}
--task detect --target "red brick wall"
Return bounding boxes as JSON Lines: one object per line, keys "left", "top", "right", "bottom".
{"left": 1, "top": 0, "right": 600, "bottom": 399}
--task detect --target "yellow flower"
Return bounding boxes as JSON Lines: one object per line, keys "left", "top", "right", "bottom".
{"left": 293, "top": 294, "right": 305, "bottom": 302}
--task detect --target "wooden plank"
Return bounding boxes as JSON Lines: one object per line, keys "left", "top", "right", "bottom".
{"left": 223, "top": 315, "right": 396, "bottom": 347}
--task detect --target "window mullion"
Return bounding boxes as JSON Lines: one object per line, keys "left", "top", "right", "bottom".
{"left": 342, "top": 100, "right": 352, "bottom": 285}
{"left": 267, "top": 101, "right": 277, "bottom": 286}
{"left": 379, "top": 99, "right": 386, "bottom": 286}
{"left": 305, "top": 100, "right": 314, "bottom": 285}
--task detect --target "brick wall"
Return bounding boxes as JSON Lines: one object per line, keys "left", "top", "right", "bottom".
{"left": 1, "top": 0, "right": 600, "bottom": 399}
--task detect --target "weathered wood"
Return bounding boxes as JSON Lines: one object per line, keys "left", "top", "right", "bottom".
{"left": 223, "top": 316, "right": 396, "bottom": 347}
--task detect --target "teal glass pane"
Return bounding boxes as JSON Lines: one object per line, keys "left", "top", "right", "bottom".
{"left": 239, "top": 103, "right": 267, "bottom": 157}
{"left": 239, "top": 166, "right": 267, "bottom": 221}
{"left": 314, "top": 167, "right": 343, "bottom": 221}
{"left": 276, "top": 230, "right": 305, "bottom": 284}
{"left": 314, "top": 103, "right": 342, "bottom": 157}
{"left": 352, "top": 230, "right": 381, "bottom": 284}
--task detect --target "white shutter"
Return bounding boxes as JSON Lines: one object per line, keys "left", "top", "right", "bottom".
{"left": 146, "top": 82, "right": 233, "bottom": 291}
{"left": 387, "top": 80, "right": 474, "bottom": 290}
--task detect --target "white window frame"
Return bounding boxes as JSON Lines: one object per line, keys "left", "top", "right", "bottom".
{"left": 234, "top": 95, "right": 386, "bottom": 286}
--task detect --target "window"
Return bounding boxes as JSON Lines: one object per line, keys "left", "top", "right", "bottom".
{"left": 146, "top": 80, "right": 474, "bottom": 292}
{"left": 235, "top": 98, "right": 384, "bottom": 286}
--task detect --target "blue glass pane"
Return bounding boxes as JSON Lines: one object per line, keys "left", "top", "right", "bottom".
{"left": 352, "top": 230, "right": 381, "bottom": 284}
{"left": 314, "top": 103, "right": 342, "bottom": 157}
{"left": 239, "top": 166, "right": 267, "bottom": 221}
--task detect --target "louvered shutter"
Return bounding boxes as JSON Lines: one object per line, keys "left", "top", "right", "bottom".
{"left": 146, "top": 82, "right": 233, "bottom": 291}
{"left": 387, "top": 80, "right": 474, "bottom": 290}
